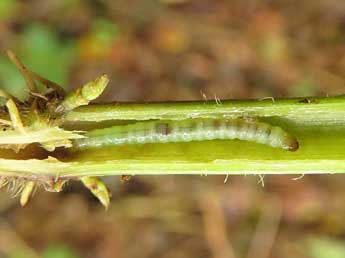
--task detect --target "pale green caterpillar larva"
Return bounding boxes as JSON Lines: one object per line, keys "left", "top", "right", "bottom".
{"left": 73, "top": 118, "right": 299, "bottom": 151}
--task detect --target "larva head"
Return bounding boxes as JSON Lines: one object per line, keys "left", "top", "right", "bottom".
{"left": 81, "top": 74, "right": 109, "bottom": 101}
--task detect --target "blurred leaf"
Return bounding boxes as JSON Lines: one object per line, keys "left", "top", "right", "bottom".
{"left": 42, "top": 244, "right": 81, "bottom": 258}
{"left": 0, "top": 24, "right": 76, "bottom": 99}
{"left": 259, "top": 34, "right": 288, "bottom": 63}
{"left": 0, "top": 57, "right": 27, "bottom": 100}
{"left": 307, "top": 237, "right": 345, "bottom": 258}
{"left": 92, "top": 19, "right": 118, "bottom": 46}
{"left": 78, "top": 19, "right": 118, "bottom": 60}
{"left": 20, "top": 24, "right": 76, "bottom": 88}
{"left": 0, "top": 0, "right": 17, "bottom": 20}
{"left": 6, "top": 248, "right": 37, "bottom": 258}
{"left": 289, "top": 79, "right": 317, "bottom": 96}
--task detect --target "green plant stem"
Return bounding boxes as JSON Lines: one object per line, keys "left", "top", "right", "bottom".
{"left": 64, "top": 95, "right": 345, "bottom": 125}
{"left": 2, "top": 95, "right": 345, "bottom": 177}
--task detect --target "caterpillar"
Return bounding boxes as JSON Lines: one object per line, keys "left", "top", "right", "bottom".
{"left": 73, "top": 118, "right": 299, "bottom": 151}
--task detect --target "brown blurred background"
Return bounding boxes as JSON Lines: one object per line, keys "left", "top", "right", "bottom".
{"left": 1, "top": 0, "right": 345, "bottom": 258}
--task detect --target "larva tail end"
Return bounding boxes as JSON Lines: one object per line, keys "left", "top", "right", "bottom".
{"left": 286, "top": 138, "right": 299, "bottom": 152}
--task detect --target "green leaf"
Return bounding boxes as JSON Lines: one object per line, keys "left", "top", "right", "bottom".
{"left": 0, "top": 57, "right": 27, "bottom": 100}
{"left": 42, "top": 244, "right": 80, "bottom": 258}
{"left": 91, "top": 18, "right": 118, "bottom": 46}
{"left": 307, "top": 237, "right": 345, "bottom": 258}
{"left": 0, "top": 0, "right": 17, "bottom": 20}
{"left": 289, "top": 78, "right": 318, "bottom": 96}
{"left": 0, "top": 25, "right": 76, "bottom": 99}
{"left": 20, "top": 24, "right": 76, "bottom": 87}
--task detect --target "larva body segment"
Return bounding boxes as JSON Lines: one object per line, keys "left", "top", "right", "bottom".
{"left": 74, "top": 118, "right": 299, "bottom": 151}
